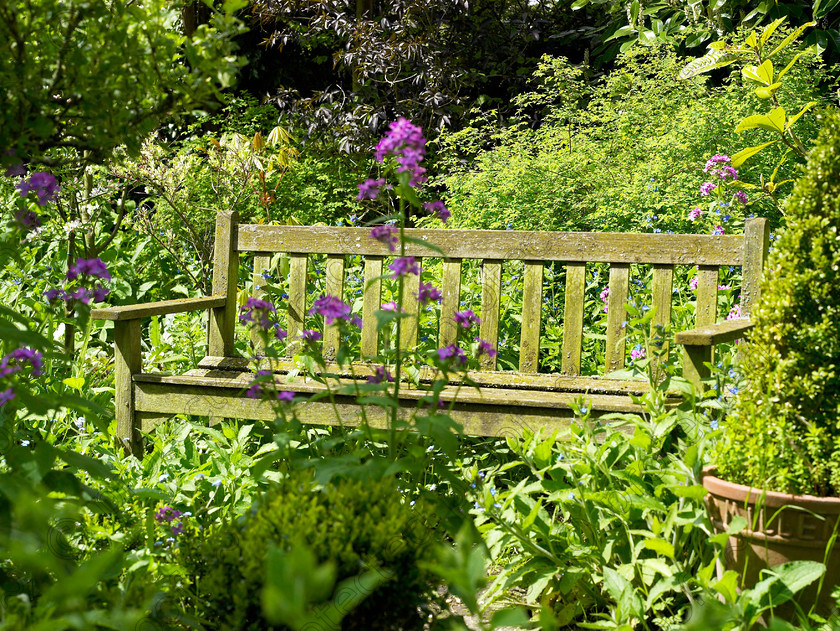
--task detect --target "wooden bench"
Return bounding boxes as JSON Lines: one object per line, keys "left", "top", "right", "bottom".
{"left": 92, "top": 212, "right": 770, "bottom": 455}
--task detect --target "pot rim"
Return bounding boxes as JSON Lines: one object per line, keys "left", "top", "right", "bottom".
{"left": 702, "top": 466, "right": 840, "bottom": 512}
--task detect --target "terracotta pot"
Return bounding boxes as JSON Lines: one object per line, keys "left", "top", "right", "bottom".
{"left": 702, "top": 466, "right": 840, "bottom": 617}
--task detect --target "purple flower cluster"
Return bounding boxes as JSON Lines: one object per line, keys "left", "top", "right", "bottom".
{"left": 699, "top": 182, "right": 717, "bottom": 196}
{"left": 437, "top": 344, "right": 467, "bottom": 366}
{"left": 246, "top": 369, "right": 272, "bottom": 399}
{"left": 375, "top": 117, "right": 427, "bottom": 187}
{"left": 239, "top": 297, "right": 287, "bottom": 341}
{"left": 726, "top": 304, "right": 742, "bottom": 320}
{"left": 367, "top": 365, "right": 394, "bottom": 384}
{"left": 16, "top": 171, "right": 60, "bottom": 206}
{"left": 370, "top": 224, "right": 399, "bottom": 251}
{"left": 417, "top": 282, "right": 442, "bottom": 304}
{"left": 733, "top": 189, "right": 748, "bottom": 205}
{"left": 155, "top": 506, "right": 184, "bottom": 536}
{"left": 475, "top": 337, "right": 497, "bottom": 358}
{"left": 712, "top": 225, "right": 726, "bottom": 235}
{"left": 45, "top": 257, "right": 112, "bottom": 306}
{"left": 704, "top": 155, "right": 738, "bottom": 181}
{"left": 358, "top": 178, "right": 390, "bottom": 201}
{"left": 1, "top": 348, "right": 45, "bottom": 379}
{"left": 14, "top": 208, "right": 41, "bottom": 230}
{"left": 600, "top": 287, "right": 610, "bottom": 313}
{"left": 688, "top": 207, "right": 702, "bottom": 221}
{"left": 310, "top": 295, "right": 361, "bottom": 327}
{"left": 630, "top": 344, "right": 646, "bottom": 362}
{"left": 300, "top": 329, "right": 322, "bottom": 346}
{"left": 422, "top": 201, "right": 450, "bottom": 223}
{"left": 453, "top": 310, "right": 480, "bottom": 330}
{"left": 389, "top": 256, "right": 421, "bottom": 279}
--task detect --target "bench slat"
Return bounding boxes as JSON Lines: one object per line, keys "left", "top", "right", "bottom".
{"left": 650, "top": 264, "right": 674, "bottom": 362}
{"left": 741, "top": 217, "right": 770, "bottom": 316}
{"left": 361, "top": 256, "right": 383, "bottom": 358}
{"left": 696, "top": 265, "right": 719, "bottom": 327}
{"left": 251, "top": 254, "right": 271, "bottom": 353}
{"left": 237, "top": 225, "right": 746, "bottom": 265}
{"left": 479, "top": 260, "right": 502, "bottom": 370}
{"left": 519, "top": 261, "right": 543, "bottom": 373}
{"left": 399, "top": 262, "right": 421, "bottom": 349}
{"left": 439, "top": 259, "right": 462, "bottom": 347}
{"left": 323, "top": 254, "right": 345, "bottom": 360}
{"left": 209, "top": 210, "right": 239, "bottom": 357}
{"left": 561, "top": 262, "right": 586, "bottom": 375}
{"left": 287, "top": 254, "right": 308, "bottom": 356}
{"left": 605, "top": 264, "right": 630, "bottom": 372}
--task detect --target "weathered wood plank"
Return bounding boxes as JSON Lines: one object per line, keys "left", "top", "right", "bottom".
{"left": 519, "top": 261, "right": 543, "bottom": 373}
{"left": 322, "top": 254, "right": 345, "bottom": 361}
{"left": 439, "top": 259, "right": 462, "bottom": 347}
{"left": 361, "top": 256, "right": 383, "bottom": 358}
{"left": 695, "top": 265, "right": 719, "bottom": 327}
{"left": 237, "top": 225, "right": 746, "bottom": 265}
{"left": 286, "top": 254, "right": 308, "bottom": 356}
{"left": 605, "top": 264, "right": 630, "bottom": 372}
{"left": 251, "top": 254, "right": 270, "bottom": 352}
{"left": 208, "top": 210, "right": 239, "bottom": 357}
{"left": 114, "top": 320, "right": 142, "bottom": 456}
{"left": 741, "top": 217, "right": 770, "bottom": 317}
{"left": 91, "top": 296, "right": 226, "bottom": 321}
{"left": 192, "top": 357, "right": 664, "bottom": 396}
{"left": 479, "top": 260, "right": 502, "bottom": 370}
{"left": 561, "top": 262, "right": 586, "bottom": 375}
{"left": 650, "top": 264, "right": 674, "bottom": 363}
{"left": 399, "top": 264, "right": 421, "bottom": 350}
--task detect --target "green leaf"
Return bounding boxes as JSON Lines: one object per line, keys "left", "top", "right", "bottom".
{"left": 714, "top": 570, "right": 739, "bottom": 604}
{"left": 755, "top": 83, "right": 782, "bottom": 99}
{"left": 735, "top": 107, "right": 786, "bottom": 134}
{"left": 490, "top": 607, "right": 530, "bottom": 627}
{"left": 768, "top": 22, "right": 816, "bottom": 58}
{"left": 670, "top": 484, "right": 707, "bottom": 500}
{"left": 786, "top": 101, "right": 816, "bottom": 131}
{"left": 62, "top": 377, "right": 85, "bottom": 391}
{"left": 759, "top": 17, "right": 787, "bottom": 47}
{"left": 643, "top": 538, "right": 675, "bottom": 559}
{"left": 731, "top": 140, "right": 778, "bottom": 167}
{"left": 752, "top": 561, "right": 825, "bottom": 608}
{"left": 522, "top": 499, "right": 542, "bottom": 530}
{"left": 777, "top": 49, "right": 810, "bottom": 80}
{"left": 745, "top": 31, "right": 758, "bottom": 49}
{"left": 678, "top": 50, "right": 742, "bottom": 80}
{"left": 742, "top": 60, "right": 773, "bottom": 85}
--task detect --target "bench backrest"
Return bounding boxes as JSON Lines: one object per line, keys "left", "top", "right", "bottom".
{"left": 208, "top": 211, "right": 770, "bottom": 377}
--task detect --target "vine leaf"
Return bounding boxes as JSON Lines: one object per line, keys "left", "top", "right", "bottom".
{"left": 678, "top": 49, "right": 742, "bottom": 80}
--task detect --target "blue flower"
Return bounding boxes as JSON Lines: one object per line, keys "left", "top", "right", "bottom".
{"left": 710, "top": 419, "right": 719, "bottom": 431}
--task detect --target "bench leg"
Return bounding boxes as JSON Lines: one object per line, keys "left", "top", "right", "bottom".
{"left": 682, "top": 344, "right": 711, "bottom": 394}
{"left": 114, "top": 320, "right": 142, "bottom": 457}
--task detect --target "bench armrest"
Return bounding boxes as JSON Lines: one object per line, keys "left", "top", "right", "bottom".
{"left": 675, "top": 318, "right": 753, "bottom": 391}
{"left": 91, "top": 296, "right": 226, "bottom": 321}
{"left": 674, "top": 318, "right": 754, "bottom": 347}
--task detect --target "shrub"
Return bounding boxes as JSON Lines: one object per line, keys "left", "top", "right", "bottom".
{"left": 714, "top": 108, "right": 840, "bottom": 496}
{"left": 183, "top": 471, "right": 438, "bottom": 630}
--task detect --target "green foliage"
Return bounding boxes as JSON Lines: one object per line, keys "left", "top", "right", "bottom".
{"left": 715, "top": 108, "right": 840, "bottom": 496}
{"left": 434, "top": 44, "right": 828, "bottom": 235}
{"left": 182, "top": 471, "right": 438, "bottom": 630}
{"left": 0, "top": 0, "right": 245, "bottom": 165}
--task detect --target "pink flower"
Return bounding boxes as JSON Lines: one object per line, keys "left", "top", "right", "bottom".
{"left": 726, "top": 304, "right": 741, "bottom": 320}
{"left": 700, "top": 182, "right": 716, "bottom": 196}
{"left": 688, "top": 207, "right": 702, "bottom": 221}
{"left": 388, "top": 256, "right": 421, "bottom": 278}
{"left": 689, "top": 276, "right": 698, "bottom": 291}
{"left": 712, "top": 225, "right": 725, "bottom": 235}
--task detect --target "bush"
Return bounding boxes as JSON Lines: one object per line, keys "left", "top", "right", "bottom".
{"left": 433, "top": 42, "right": 828, "bottom": 234}
{"left": 183, "top": 471, "right": 438, "bottom": 630}
{"left": 715, "top": 108, "right": 840, "bottom": 496}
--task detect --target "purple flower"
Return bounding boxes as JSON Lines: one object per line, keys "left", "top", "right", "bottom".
{"left": 246, "top": 382, "right": 263, "bottom": 399}
{"left": 0, "top": 388, "right": 15, "bottom": 406}
{"left": 357, "top": 178, "right": 388, "bottom": 201}
{"left": 44, "top": 288, "right": 63, "bottom": 302}
{"left": 733, "top": 189, "right": 748, "bottom": 205}
{"left": 700, "top": 182, "right": 716, "bottom": 196}
{"left": 16, "top": 171, "right": 59, "bottom": 205}
{"left": 704, "top": 154, "right": 730, "bottom": 172}
{"left": 453, "top": 310, "right": 480, "bottom": 329}
{"left": 437, "top": 344, "right": 467, "bottom": 366}
{"left": 630, "top": 344, "right": 646, "bottom": 361}
{"left": 275, "top": 326, "right": 288, "bottom": 341}
{"left": 688, "top": 207, "right": 702, "bottom": 221}
{"left": 171, "top": 521, "right": 185, "bottom": 536}
{"left": 726, "top": 304, "right": 741, "bottom": 320}
{"left": 717, "top": 165, "right": 738, "bottom": 181}
{"left": 389, "top": 256, "right": 421, "bottom": 278}
{"left": 370, "top": 224, "right": 400, "bottom": 252}
{"left": 300, "top": 330, "right": 322, "bottom": 346}
{"left": 423, "top": 201, "right": 450, "bottom": 223}
{"left": 0, "top": 348, "right": 44, "bottom": 378}
{"left": 310, "top": 295, "right": 353, "bottom": 326}
{"left": 417, "top": 282, "right": 442, "bottom": 304}
{"left": 277, "top": 391, "right": 295, "bottom": 402}
{"left": 4, "top": 164, "right": 25, "bottom": 178}
{"left": 689, "top": 276, "right": 699, "bottom": 291}
{"left": 367, "top": 365, "right": 394, "bottom": 384}
{"left": 67, "top": 258, "right": 111, "bottom": 282}
{"left": 374, "top": 118, "right": 428, "bottom": 187}
{"left": 239, "top": 297, "right": 277, "bottom": 329}
{"left": 712, "top": 225, "right": 725, "bottom": 235}
{"left": 13, "top": 209, "right": 40, "bottom": 230}
{"left": 92, "top": 284, "right": 110, "bottom": 303}
{"left": 474, "top": 337, "right": 497, "bottom": 358}
{"left": 155, "top": 506, "right": 183, "bottom": 523}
